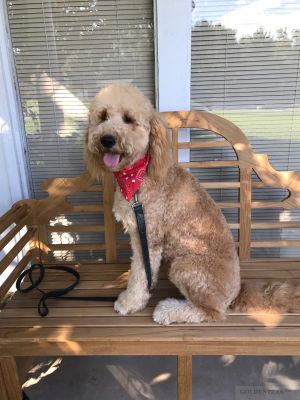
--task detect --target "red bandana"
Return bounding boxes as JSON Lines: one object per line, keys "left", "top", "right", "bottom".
{"left": 114, "top": 152, "right": 150, "bottom": 201}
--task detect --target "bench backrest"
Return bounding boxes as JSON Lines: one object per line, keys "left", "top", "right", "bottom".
{"left": 1, "top": 111, "right": 300, "bottom": 301}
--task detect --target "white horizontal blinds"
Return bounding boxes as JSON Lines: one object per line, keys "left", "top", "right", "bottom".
{"left": 191, "top": 0, "right": 300, "bottom": 257}
{"left": 7, "top": 0, "right": 155, "bottom": 199}
{"left": 7, "top": 0, "right": 154, "bottom": 263}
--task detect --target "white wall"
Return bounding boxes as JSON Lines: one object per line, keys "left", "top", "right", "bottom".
{"left": 0, "top": 0, "right": 29, "bottom": 215}
{"left": 155, "top": 0, "right": 191, "bottom": 112}
{"left": 155, "top": 0, "right": 192, "bottom": 162}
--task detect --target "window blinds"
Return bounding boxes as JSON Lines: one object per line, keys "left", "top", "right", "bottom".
{"left": 191, "top": 0, "right": 300, "bottom": 257}
{"left": 7, "top": 0, "right": 155, "bottom": 199}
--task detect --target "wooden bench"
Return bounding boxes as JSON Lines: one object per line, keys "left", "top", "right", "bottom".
{"left": 1, "top": 111, "right": 300, "bottom": 399}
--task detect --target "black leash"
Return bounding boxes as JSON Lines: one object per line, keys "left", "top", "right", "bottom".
{"left": 16, "top": 263, "right": 117, "bottom": 317}
{"left": 131, "top": 192, "right": 152, "bottom": 291}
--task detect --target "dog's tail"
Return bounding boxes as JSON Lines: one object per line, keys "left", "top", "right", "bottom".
{"left": 229, "top": 281, "right": 300, "bottom": 313}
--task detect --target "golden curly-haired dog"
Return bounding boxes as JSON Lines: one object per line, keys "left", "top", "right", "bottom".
{"left": 85, "top": 84, "right": 300, "bottom": 325}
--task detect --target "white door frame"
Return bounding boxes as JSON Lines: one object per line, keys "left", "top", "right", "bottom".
{"left": 0, "top": 0, "right": 29, "bottom": 215}
{"left": 154, "top": 0, "right": 191, "bottom": 112}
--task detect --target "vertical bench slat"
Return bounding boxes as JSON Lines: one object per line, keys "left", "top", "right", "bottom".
{"left": 239, "top": 167, "right": 252, "bottom": 260}
{"left": 0, "top": 357, "right": 22, "bottom": 400}
{"left": 172, "top": 128, "right": 179, "bottom": 163}
{"left": 177, "top": 355, "right": 192, "bottom": 400}
{"left": 37, "top": 225, "right": 49, "bottom": 264}
{"left": 103, "top": 173, "right": 117, "bottom": 262}
{"left": 0, "top": 365, "right": 9, "bottom": 400}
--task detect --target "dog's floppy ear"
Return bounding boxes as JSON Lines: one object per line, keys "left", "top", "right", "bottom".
{"left": 148, "top": 112, "right": 172, "bottom": 181}
{"left": 84, "top": 125, "right": 104, "bottom": 181}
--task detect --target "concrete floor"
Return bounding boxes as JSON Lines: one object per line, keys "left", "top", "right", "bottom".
{"left": 19, "top": 356, "right": 300, "bottom": 399}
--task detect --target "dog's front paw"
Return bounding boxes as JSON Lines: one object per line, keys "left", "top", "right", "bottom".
{"left": 114, "top": 290, "right": 138, "bottom": 315}
{"left": 114, "top": 298, "right": 129, "bottom": 315}
{"left": 114, "top": 291, "right": 131, "bottom": 315}
{"left": 114, "top": 290, "right": 148, "bottom": 315}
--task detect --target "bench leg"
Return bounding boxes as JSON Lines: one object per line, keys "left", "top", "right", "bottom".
{"left": 177, "top": 355, "right": 192, "bottom": 400}
{"left": 0, "top": 357, "right": 22, "bottom": 400}
{"left": 18, "top": 357, "right": 34, "bottom": 387}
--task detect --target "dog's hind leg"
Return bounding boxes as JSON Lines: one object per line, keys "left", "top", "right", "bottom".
{"left": 153, "top": 256, "right": 231, "bottom": 325}
{"left": 153, "top": 298, "right": 205, "bottom": 324}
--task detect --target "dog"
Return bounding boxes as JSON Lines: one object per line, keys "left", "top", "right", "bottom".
{"left": 85, "top": 83, "right": 299, "bottom": 325}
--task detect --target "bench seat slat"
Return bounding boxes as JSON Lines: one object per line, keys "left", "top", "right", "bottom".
{"left": 12, "top": 271, "right": 300, "bottom": 283}
{"left": 2, "top": 306, "right": 300, "bottom": 324}
{"left": 14, "top": 262, "right": 300, "bottom": 281}
{"left": 2, "top": 336, "right": 300, "bottom": 356}
{"left": 6, "top": 279, "right": 300, "bottom": 300}
{"left": 1, "top": 325, "right": 300, "bottom": 341}
{"left": 1, "top": 315, "right": 300, "bottom": 328}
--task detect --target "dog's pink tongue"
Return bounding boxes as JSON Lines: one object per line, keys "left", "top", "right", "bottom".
{"left": 103, "top": 153, "right": 120, "bottom": 168}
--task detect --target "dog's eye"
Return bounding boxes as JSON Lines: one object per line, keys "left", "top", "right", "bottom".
{"left": 98, "top": 109, "right": 108, "bottom": 123}
{"left": 123, "top": 113, "right": 134, "bottom": 124}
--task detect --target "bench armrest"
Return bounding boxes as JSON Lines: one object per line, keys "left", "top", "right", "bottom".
{"left": 0, "top": 203, "right": 36, "bottom": 302}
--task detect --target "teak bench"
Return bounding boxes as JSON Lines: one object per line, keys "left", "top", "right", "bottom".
{"left": 1, "top": 111, "right": 300, "bottom": 399}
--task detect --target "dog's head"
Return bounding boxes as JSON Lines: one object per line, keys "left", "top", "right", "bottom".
{"left": 85, "top": 84, "right": 171, "bottom": 181}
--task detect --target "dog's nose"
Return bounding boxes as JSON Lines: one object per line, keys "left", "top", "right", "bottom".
{"left": 100, "top": 135, "right": 116, "bottom": 149}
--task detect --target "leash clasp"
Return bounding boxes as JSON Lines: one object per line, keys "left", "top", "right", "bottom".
{"left": 131, "top": 192, "right": 142, "bottom": 210}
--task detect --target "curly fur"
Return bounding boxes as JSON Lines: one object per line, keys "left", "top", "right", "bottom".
{"left": 85, "top": 83, "right": 299, "bottom": 325}
{"left": 148, "top": 113, "right": 172, "bottom": 181}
